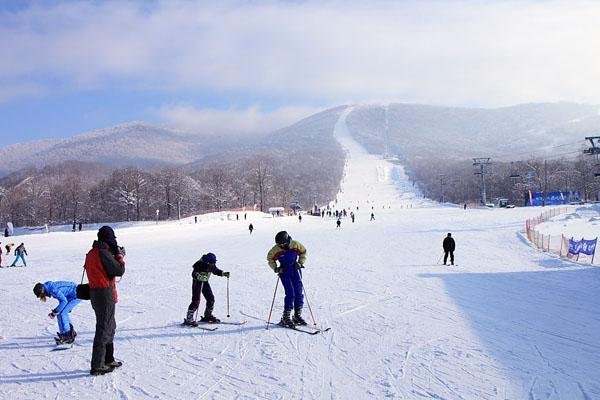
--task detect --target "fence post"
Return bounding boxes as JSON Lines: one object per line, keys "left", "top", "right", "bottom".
{"left": 548, "top": 234, "right": 551, "bottom": 253}
{"left": 559, "top": 234, "right": 564, "bottom": 257}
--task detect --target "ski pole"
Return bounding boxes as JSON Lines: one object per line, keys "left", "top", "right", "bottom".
{"left": 300, "top": 279, "right": 317, "bottom": 327}
{"left": 436, "top": 253, "right": 444, "bottom": 265}
{"left": 195, "top": 280, "right": 204, "bottom": 322}
{"left": 226, "top": 276, "right": 230, "bottom": 318}
{"left": 266, "top": 275, "right": 280, "bottom": 330}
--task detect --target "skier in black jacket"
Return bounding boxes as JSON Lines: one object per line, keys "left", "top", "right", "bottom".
{"left": 183, "top": 253, "right": 230, "bottom": 326}
{"left": 443, "top": 233, "right": 455, "bottom": 265}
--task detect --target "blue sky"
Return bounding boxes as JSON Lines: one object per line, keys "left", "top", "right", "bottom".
{"left": 1, "top": 0, "right": 599, "bottom": 146}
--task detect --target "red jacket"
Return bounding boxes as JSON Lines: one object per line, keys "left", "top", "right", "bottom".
{"left": 85, "top": 241, "right": 125, "bottom": 302}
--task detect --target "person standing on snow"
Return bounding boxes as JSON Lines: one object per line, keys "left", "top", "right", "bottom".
{"left": 33, "top": 281, "right": 80, "bottom": 344}
{"left": 85, "top": 226, "right": 125, "bottom": 376}
{"left": 336, "top": 219, "right": 341, "bottom": 228}
{"left": 267, "top": 231, "right": 308, "bottom": 327}
{"left": 9, "top": 243, "right": 27, "bottom": 267}
{"left": 249, "top": 223, "right": 254, "bottom": 234}
{"left": 183, "top": 253, "right": 230, "bottom": 326}
{"left": 443, "top": 233, "right": 455, "bottom": 266}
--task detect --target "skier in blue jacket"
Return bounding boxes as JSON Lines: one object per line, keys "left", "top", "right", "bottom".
{"left": 33, "top": 281, "right": 80, "bottom": 343}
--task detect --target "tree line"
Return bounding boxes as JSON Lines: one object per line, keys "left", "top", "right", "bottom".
{"left": 407, "top": 154, "right": 600, "bottom": 206}
{"left": 0, "top": 149, "right": 344, "bottom": 227}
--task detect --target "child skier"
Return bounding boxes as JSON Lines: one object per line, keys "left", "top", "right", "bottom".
{"left": 183, "top": 253, "right": 230, "bottom": 326}
{"left": 10, "top": 243, "right": 27, "bottom": 267}
{"left": 33, "top": 281, "right": 80, "bottom": 344}
{"left": 267, "top": 231, "right": 308, "bottom": 327}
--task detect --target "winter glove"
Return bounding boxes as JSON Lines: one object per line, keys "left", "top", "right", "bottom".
{"left": 223, "top": 271, "right": 230, "bottom": 278}
{"left": 294, "top": 262, "right": 304, "bottom": 270}
{"left": 274, "top": 266, "right": 283, "bottom": 274}
{"left": 117, "top": 246, "right": 126, "bottom": 256}
{"left": 48, "top": 310, "right": 58, "bottom": 319}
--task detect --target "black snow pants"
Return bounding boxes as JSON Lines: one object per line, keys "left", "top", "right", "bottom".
{"left": 443, "top": 251, "right": 454, "bottom": 265}
{"left": 90, "top": 288, "right": 117, "bottom": 369}
{"left": 187, "top": 280, "right": 215, "bottom": 316}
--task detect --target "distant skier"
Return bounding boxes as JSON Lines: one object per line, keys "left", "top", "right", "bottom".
{"left": 33, "top": 281, "right": 80, "bottom": 344}
{"left": 267, "top": 231, "right": 307, "bottom": 327}
{"left": 4, "top": 227, "right": 8, "bottom": 237}
{"left": 463, "top": 203, "right": 467, "bottom": 210}
{"left": 183, "top": 253, "right": 230, "bottom": 326}
{"left": 336, "top": 219, "right": 341, "bottom": 228}
{"left": 351, "top": 212, "right": 355, "bottom": 223}
{"left": 370, "top": 213, "right": 375, "bottom": 221}
{"left": 9, "top": 243, "right": 27, "bottom": 267}
{"left": 443, "top": 233, "right": 455, "bottom": 266}
{"left": 78, "top": 222, "right": 83, "bottom": 231}
{"left": 249, "top": 223, "right": 254, "bottom": 234}
{"left": 298, "top": 214, "right": 302, "bottom": 223}
{"left": 0, "top": 241, "right": 2, "bottom": 266}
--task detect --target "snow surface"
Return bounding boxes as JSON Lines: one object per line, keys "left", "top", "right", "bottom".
{"left": 1, "top": 111, "right": 600, "bottom": 399}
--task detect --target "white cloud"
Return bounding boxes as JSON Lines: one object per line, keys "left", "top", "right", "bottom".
{"left": 1, "top": 0, "right": 600, "bottom": 106}
{"left": 158, "top": 104, "right": 321, "bottom": 135}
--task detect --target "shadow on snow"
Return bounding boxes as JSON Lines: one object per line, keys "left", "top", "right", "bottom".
{"left": 420, "top": 265, "right": 600, "bottom": 398}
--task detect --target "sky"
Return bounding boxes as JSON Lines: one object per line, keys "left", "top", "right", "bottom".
{"left": 1, "top": 0, "right": 600, "bottom": 145}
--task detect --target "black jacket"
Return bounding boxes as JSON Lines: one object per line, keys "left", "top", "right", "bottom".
{"left": 191, "top": 260, "right": 224, "bottom": 282}
{"left": 443, "top": 237, "right": 455, "bottom": 252}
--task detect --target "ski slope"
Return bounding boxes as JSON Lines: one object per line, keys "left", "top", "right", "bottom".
{"left": 1, "top": 111, "right": 599, "bottom": 399}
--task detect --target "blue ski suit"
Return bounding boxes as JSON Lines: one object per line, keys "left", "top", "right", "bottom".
{"left": 267, "top": 240, "right": 307, "bottom": 310}
{"left": 43, "top": 281, "right": 80, "bottom": 334}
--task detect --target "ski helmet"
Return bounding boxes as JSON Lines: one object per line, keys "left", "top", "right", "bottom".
{"left": 33, "top": 282, "right": 44, "bottom": 298}
{"left": 202, "top": 253, "right": 217, "bottom": 264}
{"left": 275, "top": 231, "right": 291, "bottom": 246}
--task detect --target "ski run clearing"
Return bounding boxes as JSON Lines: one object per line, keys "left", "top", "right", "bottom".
{"left": 1, "top": 110, "right": 599, "bottom": 400}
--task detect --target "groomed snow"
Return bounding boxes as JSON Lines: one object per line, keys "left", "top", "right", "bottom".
{"left": 1, "top": 111, "right": 599, "bottom": 399}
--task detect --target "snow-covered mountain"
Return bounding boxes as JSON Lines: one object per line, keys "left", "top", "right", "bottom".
{"left": 345, "top": 102, "right": 600, "bottom": 161}
{"left": 1, "top": 102, "right": 598, "bottom": 177}
{"left": 0, "top": 122, "right": 241, "bottom": 177}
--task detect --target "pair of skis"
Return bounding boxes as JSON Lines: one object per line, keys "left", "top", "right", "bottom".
{"left": 276, "top": 323, "right": 331, "bottom": 335}
{"left": 181, "top": 320, "right": 247, "bottom": 331}
{"left": 239, "top": 311, "right": 331, "bottom": 335}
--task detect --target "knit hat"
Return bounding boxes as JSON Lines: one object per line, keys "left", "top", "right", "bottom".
{"left": 201, "top": 253, "right": 217, "bottom": 264}
{"left": 98, "top": 226, "right": 116, "bottom": 241}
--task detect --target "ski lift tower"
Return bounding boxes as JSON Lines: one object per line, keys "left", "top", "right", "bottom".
{"left": 583, "top": 136, "right": 600, "bottom": 177}
{"left": 473, "top": 157, "right": 492, "bottom": 205}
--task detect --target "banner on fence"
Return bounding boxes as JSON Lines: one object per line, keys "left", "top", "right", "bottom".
{"left": 526, "top": 191, "right": 581, "bottom": 206}
{"left": 567, "top": 237, "right": 597, "bottom": 257}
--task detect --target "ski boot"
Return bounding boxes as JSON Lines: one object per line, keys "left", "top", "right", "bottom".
{"left": 183, "top": 309, "right": 199, "bottom": 327}
{"left": 70, "top": 323, "right": 77, "bottom": 339}
{"left": 278, "top": 308, "right": 294, "bottom": 328}
{"left": 200, "top": 314, "right": 220, "bottom": 324}
{"left": 90, "top": 365, "right": 115, "bottom": 376}
{"left": 292, "top": 308, "right": 307, "bottom": 326}
{"left": 55, "top": 332, "right": 73, "bottom": 345}
{"left": 182, "top": 318, "right": 198, "bottom": 327}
